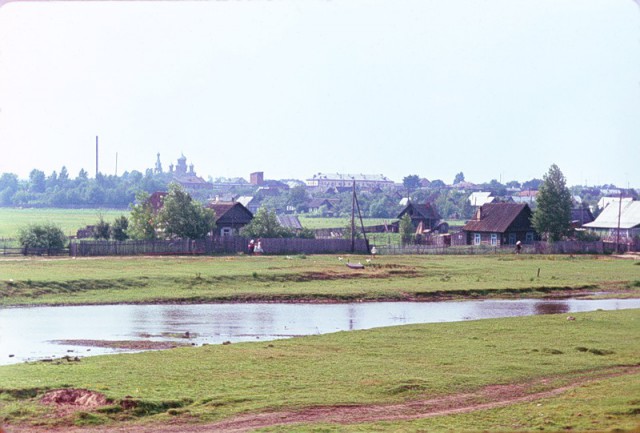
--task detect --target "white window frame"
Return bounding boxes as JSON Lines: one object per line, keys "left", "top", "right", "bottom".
{"left": 221, "top": 227, "right": 233, "bottom": 237}
{"left": 490, "top": 233, "right": 497, "bottom": 246}
{"left": 474, "top": 233, "right": 481, "bottom": 245}
{"left": 525, "top": 232, "right": 534, "bottom": 243}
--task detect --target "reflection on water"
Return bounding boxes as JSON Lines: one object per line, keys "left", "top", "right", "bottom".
{"left": 1, "top": 299, "right": 639, "bottom": 365}
{"left": 534, "top": 302, "right": 571, "bottom": 315}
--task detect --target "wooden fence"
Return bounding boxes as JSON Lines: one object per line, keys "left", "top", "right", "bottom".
{"left": 378, "top": 241, "right": 608, "bottom": 256}
{"left": 70, "top": 237, "right": 369, "bottom": 257}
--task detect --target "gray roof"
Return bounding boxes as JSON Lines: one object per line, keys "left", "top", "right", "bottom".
{"left": 584, "top": 200, "right": 640, "bottom": 229}
{"left": 468, "top": 192, "right": 494, "bottom": 207}
{"left": 308, "top": 173, "right": 393, "bottom": 182}
{"left": 277, "top": 215, "right": 303, "bottom": 230}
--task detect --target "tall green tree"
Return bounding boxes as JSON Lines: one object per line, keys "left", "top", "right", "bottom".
{"left": 92, "top": 216, "right": 111, "bottom": 240}
{"left": 399, "top": 213, "right": 414, "bottom": 245}
{"left": 403, "top": 175, "right": 421, "bottom": 190}
{"left": 128, "top": 191, "right": 159, "bottom": 240}
{"left": 453, "top": 172, "right": 465, "bottom": 185}
{"left": 242, "top": 207, "right": 292, "bottom": 238}
{"left": 111, "top": 215, "right": 130, "bottom": 241}
{"left": 29, "top": 169, "right": 46, "bottom": 193}
{"left": 531, "top": 164, "right": 572, "bottom": 242}
{"left": 159, "top": 184, "right": 216, "bottom": 240}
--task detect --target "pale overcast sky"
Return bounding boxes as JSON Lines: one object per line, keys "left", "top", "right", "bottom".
{"left": 0, "top": 0, "right": 638, "bottom": 187}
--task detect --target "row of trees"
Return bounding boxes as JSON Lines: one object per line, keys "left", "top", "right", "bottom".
{"left": 1, "top": 169, "right": 169, "bottom": 208}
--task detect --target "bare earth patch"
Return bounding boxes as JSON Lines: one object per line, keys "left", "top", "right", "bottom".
{"left": 53, "top": 340, "right": 192, "bottom": 350}
{"left": 9, "top": 365, "right": 640, "bottom": 433}
{"left": 41, "top": 389, "right": 109, "bottom": 408}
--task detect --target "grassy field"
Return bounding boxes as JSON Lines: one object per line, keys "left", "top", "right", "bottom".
{"left": 0, "top": 208, "right": 127, "bottom": 238}
{"left": 1, "top": 309, "right": 639, "bottom": 431}
{"left": 1, "top": 254, "right": 639, "bottom": 306}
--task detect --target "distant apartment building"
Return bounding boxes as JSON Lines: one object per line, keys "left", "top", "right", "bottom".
{"left": 306, "top": 173, "right": 394, "bottom": 190}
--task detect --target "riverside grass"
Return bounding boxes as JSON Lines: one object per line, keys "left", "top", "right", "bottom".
{"left": 1, "top": 254, "right": 639, "bottom": 306}
{"left": 1, "top": 309, "right": 639, "bottom": 431}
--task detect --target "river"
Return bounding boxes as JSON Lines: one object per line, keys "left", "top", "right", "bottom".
{"left": 1, "top": 298, "right": 639, "bottom": 365}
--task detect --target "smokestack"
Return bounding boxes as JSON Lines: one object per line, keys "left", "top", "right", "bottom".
{"left": 95, "top": 136, "right": 99, "bottom": 177}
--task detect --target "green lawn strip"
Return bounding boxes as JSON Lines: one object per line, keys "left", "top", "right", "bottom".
{"left": 1, "top": 309, "right": 638, "bottom": 429}
{"left": 1, "top": 255, "right": 638, "bottom": 306}
{"left": 0, "top": 208, "right": 126, "bottom": 238}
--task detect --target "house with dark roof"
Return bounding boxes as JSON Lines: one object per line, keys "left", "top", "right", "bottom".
{"left": 462, "top": 203, "right": 538, "bottom": 246}
{"left": 397, "top": 202, "right": 441, "bottom": 232}
{"left": 570, "top": 207, "right": 595, "bottom": 228}
{"left": 307, "top": 198, "right": 337, "bottom": 215}
{"left": 206, "top": 202, "right": 254, "bottom": 237}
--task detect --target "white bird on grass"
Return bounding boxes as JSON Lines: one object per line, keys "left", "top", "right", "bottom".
{"left": 338, "top": 257, "right": 343, "bottom": 261}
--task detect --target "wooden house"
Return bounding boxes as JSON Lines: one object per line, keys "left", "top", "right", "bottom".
{"left": 583, "top": 200, "right": 640, "bottom": 239}
{"left": 307, "top": 198, "right": 337, "bottom": 215}
{"left": 397, "top": 202, "right": 441, "bottom": 232}
{"left": 462, "top": 203, "right": 537, "bottom": 246}
{"left": 206, "top": 202, "right": 254, "bottom": 237}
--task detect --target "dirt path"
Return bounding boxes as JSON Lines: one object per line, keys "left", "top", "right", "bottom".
{"left": 7, "top": 366, "right": 639, "bottom": 433}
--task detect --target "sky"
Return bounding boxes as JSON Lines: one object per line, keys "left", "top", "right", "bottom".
{"left": 0, "top": 0, "right": 638, "bottom": 187}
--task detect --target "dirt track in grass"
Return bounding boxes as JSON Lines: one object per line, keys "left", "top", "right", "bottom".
{"left": 8, "top": 365, "right": 640, "bottom": 433}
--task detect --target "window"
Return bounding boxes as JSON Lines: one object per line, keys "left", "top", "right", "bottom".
{"left": 221, "top": 227, "right": 233, "bottom": 237}
{"left": 474, "top": 233, "right": 481, "bottom": 245}
{"left": 490, "top": 233, "right": 497, "bottom": 246}
{"left": 525, "top": 232, "right": 534, "bottom": 243}
{"left": 508, "top": 233, "right": 516, "bottom": 245}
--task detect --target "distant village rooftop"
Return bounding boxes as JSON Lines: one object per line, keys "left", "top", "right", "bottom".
{"left": 306, "top": 173, "right": 394, "bottom": 189}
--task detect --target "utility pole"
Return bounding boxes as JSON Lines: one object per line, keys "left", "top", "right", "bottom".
{"left": 616, "top": 189, "right": 623, "bottom": 253}
{"left": 95, "top": 136, "right": 99, "bottom": 177}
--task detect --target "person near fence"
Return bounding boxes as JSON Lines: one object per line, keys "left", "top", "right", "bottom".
{"left": 248, "top": 239, "right": 255, "bottom": 255}
{"left": 254, "top": 239, "right": 264, "bottom": 255}
{"left": 515, "top": 240, "right": 522, "bottom": 254}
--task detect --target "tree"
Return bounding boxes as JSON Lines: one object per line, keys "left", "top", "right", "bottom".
{"left": 522, "top": 178, "right": 543, "bottom": 190}
{"left": 399, "top": 214, "right": 414, "bottom": 245}
{"left": 430, "top": 179, "right": 446, "bottom": 189}
{"left": 111, "top": 215, "right": 129, "bottom": 241}
{"left": 159, "top": 184, "right": 216, "bottom": 240}
{"left": 287, "top": 185, "right": 308, "bottom": 212}
{"left": 92, "top": 216, "right": 111, "bottom": 240}
{"left": 29, "top": 169, "right": 46, "bottom": 193}
{"left": 531, "top": 164, "right": 572, "bottom": 242}
{"left": 129, "top": 191, "right": 159, "bottom": 240}
{"left": 18, "top": 223, "right": 67, "bottom": 251}
{"left": 242, "top": 207, "right": 292, "bottom": 239}
{"left": 453, "top": 172, "right": 465, "bottom": 185}
{"left": 403, "top": 175, "right": 421, "bottom": 190}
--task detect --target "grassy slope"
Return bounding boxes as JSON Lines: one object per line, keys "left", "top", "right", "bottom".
{"left": 0, "top": 208, "right": 126, "bottom": 238}
{"left": 1, "top": 309, "right": 639, "bottom": 431}
{"left": 1, "top": 255, "right": 638, "bottom": 306}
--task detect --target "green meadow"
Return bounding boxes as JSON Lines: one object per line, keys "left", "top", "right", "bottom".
{"left": 0, "top": 208, "right": 126, "bottom": 238}
{"left": 1, "top": 309, "right": 639, "bottom": 431}
{"left": 1, "top": 254, "right": 638, "bottom": 306}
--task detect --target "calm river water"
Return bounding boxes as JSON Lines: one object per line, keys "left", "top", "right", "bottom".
{"left": 1, "top": 299, "right": 639, "bottom": 365}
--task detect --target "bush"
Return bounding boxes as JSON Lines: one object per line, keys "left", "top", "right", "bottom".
{"left": 18, "top": 223, "right": 67, "bottom": 250}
